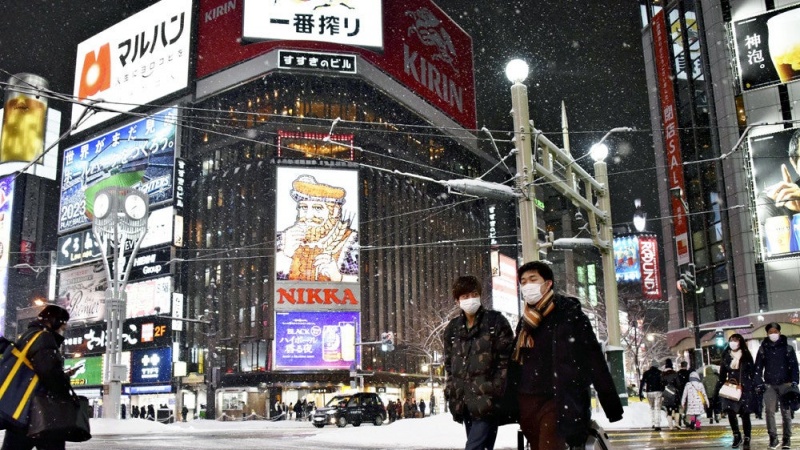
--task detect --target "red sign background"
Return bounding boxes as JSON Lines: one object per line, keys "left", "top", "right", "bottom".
{"left": 638, "top": 235, "right": 662, "bottom": 300}
{"left": 197, "top": 0, "right": 477, "bottom": 129}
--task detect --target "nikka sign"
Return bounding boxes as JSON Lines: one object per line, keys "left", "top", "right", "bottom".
{"left": 275, "top": 281, "right": 360, "bottom": 312}
{"left": 197, "top": 0, "right": 476, "bottom": 129}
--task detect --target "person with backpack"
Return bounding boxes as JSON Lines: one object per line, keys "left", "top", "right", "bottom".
{"left": 701, "top": 366, "right": 720, "bottom": 424}
{"left": 754, "top": 322, "right": 799, "bottom": 449}
{"left": 1, "top": 305, "right": 76, "bottom": 450}
{"left": 639, "top": 360, "right": 664, "bottom": 431}
{"left": 443, "top": 275, "right": 514, "bottom": 450}
{"left": 719, "top": 333, "right": 757, "bottom": 450}
{"left": 512, "top": 261, "right": 623, "bottom": 450}
{"left": 661, "top": 358, "right": 681, "bottom": 430}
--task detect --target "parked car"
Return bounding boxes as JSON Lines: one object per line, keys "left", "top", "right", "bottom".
{"left": 312, "top": 393, "right": 387, "bottom": 428}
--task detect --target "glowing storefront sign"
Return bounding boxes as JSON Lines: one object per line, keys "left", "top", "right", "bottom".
{"left": 274, "top": 311, "right": 360, "bottom": 370}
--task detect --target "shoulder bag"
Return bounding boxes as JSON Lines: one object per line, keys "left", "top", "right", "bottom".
{"left": 718, "top": 365, "right": 743, "bottom": 401}
{"left": 0, "top": 330, "right": 44, "bottom": 428}
{"left": 27, "top": 385, "right": 91, "bottom": 442}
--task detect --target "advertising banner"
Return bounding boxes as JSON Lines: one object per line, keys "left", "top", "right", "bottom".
{"left": 63, "top": 316, "right": 172, "bottom": 356}
{"left": 0, "top": 108, "right": 61, "bottom": 180}
{"left": 652, "top": 11, "right": 690, "bottom": 266}
{"left": 57, "top": 261, "right": 107, "bottom": 323}
{"left": 243, "top": 0, "right": 382, "bottom": 49}
{"left": 198, "top": 0, "right": 477, "bottom": 130}
{"left": 749, "top": 128, "right": 800, "bottom": 259}
{"left": 126, "top": 276, "right": 172, "bottom": 318}
{"left": 59, "top": 108, "right": 178, "bottom": 233}
{"left": 639, "top": 235, "right": 662, "bottom": 300}
{"left": 491, "top": 253, "right": 518, "bottom": 317}
{"left": 126, "top": 246, "right": 172, "bottom": 282}
{"left": 613, "top": 236, "right": 641, "bottom": 283}
{"left": 131, "top": 347, "right": 172, "bottom": 384}
{"left": 0, "top": 175, "right": 15, "bottom": 336}
{"left": 65, "top": 356, "right": 104, "bottom": 386}
{"left": 71, "top": 0, "right": 192, "bottom": 132}
{"left": 0, "top": 74, "right": 49, "bottom": 164}
{"left": 733, "top": 4, "right": 800, "bottom": 91}
{"left": 57, "top": 229, "right": 102, "bottom": 268}
{"left": 274, "top": 311, "right": 360, "bottom": 370}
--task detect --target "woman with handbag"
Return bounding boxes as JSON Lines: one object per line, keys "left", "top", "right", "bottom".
{"left": 1, "top": 305, "right": 77, "bottom": 450}
{"left": 718, "top": 333, "right": 756, "bottom": 449}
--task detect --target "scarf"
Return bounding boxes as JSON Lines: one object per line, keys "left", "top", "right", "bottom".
{"left": 512, "top": 290, "right": 555, "bottom": 364}
{"left": 730, "top": 349, "right": 742, "bottom": 370}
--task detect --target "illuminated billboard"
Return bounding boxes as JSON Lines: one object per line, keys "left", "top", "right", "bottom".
{"left": 749, "top": 128, "right": 800, "bottom": 259}
{"left": 613, "top": 235, "right": 663, "bottom": 300}
{"left": 614, "top": 236, "right": 641, "bottom": 283}
{"left": 243, "top": 0, "right": 383, "bottom": 49}
{"left": 59, "top": 108, "right": 178, "bottom": 233}
{"left": 733, "top": 4, "right": 800, "bottom": 91}
{"left": 125, "top": 276, "right": 172, "bottom": 318}
{"left": 57, "top": 261, "right": 107, "bottom": 323}
{"left": 0, "top": 175, "right": 15, "bottom": 335}
{"left": 65, "top": 356, "right": 104, "bottom": 386}
{"left": 131, "top": 347, "right": 172, "bottom": 384}
{"left": 71, "top": 0, "right": 192, "bottom": 132}
{"left": 274, "top": 167, "right": 359, "bottom": 283}
{"left": 274, "top": 311, "right": 360, "bottom": 370}
{"left": 0, "top": 108, "right": 61, "bottom": 180}
{"left": 491, "top": 253, "right": 519, "bottom": 317}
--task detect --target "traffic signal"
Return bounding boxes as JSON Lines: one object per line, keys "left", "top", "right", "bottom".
{"left": 714, "top": 329, "right": 725, "bottom": 348}
{"left": 380, "top": 331, "right": 395, "bottom": 352}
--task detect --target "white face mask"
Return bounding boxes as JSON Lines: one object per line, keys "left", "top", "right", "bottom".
{"left": 729, "top": 341, "right": 739, "bottom": 351}
{"left": 520, "top": 282, "right": 544, "bottom": 305}
{"left": 459, "top": 297, "right": 481, "bottom": 315}
{"left": 769, "top": 333, "right": 780, "bottom": 342}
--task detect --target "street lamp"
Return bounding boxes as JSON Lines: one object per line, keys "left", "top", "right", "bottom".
{"left": 92, "top": 187, "right": 150, "bottom": 419}
{"left": 633, "top": 199, "right": 646, "bottom": 232}
{"left": 505, "top": 59, "right": 539, "bottom": 262}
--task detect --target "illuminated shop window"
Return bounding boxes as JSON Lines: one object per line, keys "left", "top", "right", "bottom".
{"left": 277, "top": 130, "right": 354, "bottom": 160}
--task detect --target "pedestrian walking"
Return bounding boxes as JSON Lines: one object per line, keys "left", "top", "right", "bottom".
{"left": 680, "top": 371, "right": 709, "bottom": 430}
{"left": 147, "top": 404, "right": 156, "bottom": 421}
{"left": 1, "top": 305, "right": 78, "bottom": 450}
{"left": 419, "top": 399, "right": 426, "bottom": 417}
{"left": 387, "top": 400, "right": 396, "bottom": 423}
{"left": 293, "top": 400, "right": 303, "bottom": 421}
{"left": 639, "top": 360, "right": 664, "bottom": 431}
{"left": 661, "top": 359, "right": 682, "bottom": 430}
{"left": 443, "top": 274, "right": 514, "bottom": 450}
{"left": 182, "top": 405, "right": 189, "bottom": 422}
{"left": 701, "top": 366, "right": 720, "bottom": 424}
{"left": 754, "top": 322, "right": 799, "bottom": 449}
{"left": 718, "top": 334, "right": 757, "bottom": 450}
{"left": 676, "top": 361, "right": 692, "bottom": 427}
{"left": 512, "top": 261, "right": 623, "bottom": 450}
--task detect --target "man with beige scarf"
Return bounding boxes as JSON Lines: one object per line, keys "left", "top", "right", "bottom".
{"left": 512, "top": 261, "right": 623, "bottom": 450}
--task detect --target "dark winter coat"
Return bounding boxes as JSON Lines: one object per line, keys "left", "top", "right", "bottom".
{"left": 443, "top": 306, "right": 514, "bottom": 423}
{"left": 661, "top": 369, "right": 680, "bottom": 408}
{"left": 15, "top": 320, "right": 71, "bottom": 400}
{"left": 718, "top": 349, "right": 758, "bottom": 414}
{"left": 640, "top": 366, "right": 663, "bottom": 395}
{"left": 513, "top": 295, "right": 623, "bottom": 443}
{"left": 754, "top": 335, "right": 800, "bottom": 386}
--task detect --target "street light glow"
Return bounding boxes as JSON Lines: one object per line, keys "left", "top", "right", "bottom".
{"left": 505, "top": 59, "right": 529, "bottom": 83}
{"left": 590, "top": 142, "right": 609, "bottom": 162}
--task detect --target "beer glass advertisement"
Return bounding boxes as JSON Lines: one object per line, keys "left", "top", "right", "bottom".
{"left": 733, "top": 4, "right": 800, "bottom": 91}
{"left": 749, "top": 128, "right": 800, "bottom": 259}
{"left": 0, "top": 175, "right": 14, "bottom": 336}
{"left": 65, "top": 356, "right": 104, "bottom": 387}
{"left": 57, "top": 261, "right": 107, "bottom": 323}
{"left": 613, "top": 236, "right": 641, "bottom": 282}
{"left": 58, "top": 107, "right": 178, "bottom": 233}
{"left": 274, "top": 167, "right": 359, "bottom": 283}
{"left": 274, "top": 311, "right": 361, "bottom": 370}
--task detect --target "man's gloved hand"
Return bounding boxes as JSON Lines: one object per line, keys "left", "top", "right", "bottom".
{"left": 608, "top": 414, "right": 623, "bottom": 423}
{"left": 757, "top": 384, "right": 767, "bottom": 395}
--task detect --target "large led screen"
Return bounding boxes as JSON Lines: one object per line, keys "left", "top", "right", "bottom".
{"left": 0, "top": 175, "right": 15, "bottom": 335}
{"left": 749, "top": 128, "right": 800, "bottom": 259}
{"left": 58, "top": 108, "right": 178, "bottom": 233}
{"left": 274, "top": 167, "right": 359, "bottom": 283}
{"left": 274, "top": 311, "right": 360, "bottom": 370}
{"left": 131, "top": 347, "right": 172, "bottom": 384}
{"left": 65, "top": 356, "right": 104, "bottom": 387}
{"left": 733, "top": 4, "right": 800, "bottom": 91}
{"left": 614, "top": 235, "right": 641, "bottom": 282}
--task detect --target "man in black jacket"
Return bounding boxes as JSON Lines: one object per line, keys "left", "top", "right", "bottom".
{"left": 640, "top": 360, "right": 664, "bottom": 431}
{"left": 444, "top": 275, "right": 514, "bottom": 450}
{"left": 754, "top": 322, "right": 799, "bottom": 449}
{"left": 512, "top": 261, "right": 623, "bottom": 450}
{"left": 1, "top": 304, "right": 75, "bottom": 450}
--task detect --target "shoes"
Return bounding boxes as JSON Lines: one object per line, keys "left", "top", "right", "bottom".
{"left": 769, "top": 436, "right": 779, "bottom": 449}
{"left": 781, "top": 437, "right": 790, "bottom": 449}
{"left": 732, "top": 433, "right": 742, "bottom": 448}
{"left": 742, "top": 437, "right": 750, "bottom": 450}
{"left": 654, "top": 427, "right": 661, "bottom": 431}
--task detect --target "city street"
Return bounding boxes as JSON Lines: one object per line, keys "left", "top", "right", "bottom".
{"left": 55, "top": 425, "right": 780, "bottom": 449}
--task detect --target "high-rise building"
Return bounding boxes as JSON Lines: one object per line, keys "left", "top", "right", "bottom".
{"left": 639, "top": 0, "right": 800, "bottom": 361}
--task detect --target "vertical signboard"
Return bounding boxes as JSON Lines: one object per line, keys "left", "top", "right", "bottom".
{"left": 274, "top": 311, "right": 360, "bottom": 370}
{"left": 59, "top": 108, "right": 178, "bottom": 233}
{"left": 749, "top": 129, "right": 800, "bottom": 259}
{"left": 652, "top": 11, "right": 690, "bottom": 266}
{"left": 491, "top": 253, "right": 518, "bottom": 317}
{"left": 733, "top": 4, "right": 800, "bottom": 91}
{"left": 71, "top": 0, "right": 192, "bottom": 132}
{"left": 638, "top": 235, "right": 662, "bottom": 300}
{"left": 0, "top": 175, "right": 15, "bottom": 335}
{"left": 57, "top": 261, "right": 107, "bottom": 323}
{"left": 613, "top": 236, "right": 641, "bottom": 282}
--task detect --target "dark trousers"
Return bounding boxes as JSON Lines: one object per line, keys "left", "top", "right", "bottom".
{"left": 463, "top": 416, "right": 499, "bottom": 450}
{"left": 728, "top": 411, "right": 751, "bottom": 438}
{"left": 518, "top": 394, "right": 566, "bottom": 450}
{"left": 1, "top": 428, "right": 65, "bottom": 450}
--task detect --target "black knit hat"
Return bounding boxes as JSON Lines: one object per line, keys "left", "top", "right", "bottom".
{"left": 38, "top": 304, "right": 70, "bottom": 331}
{"left": 664, "top": 358, "right": 673, "bottom": 369}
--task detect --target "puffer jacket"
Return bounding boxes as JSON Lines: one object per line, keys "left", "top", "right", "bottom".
{"left": 443, "top": 307, "right": 514, "bottom": 423}
{"left": 15, "top": 320, "right": 71, "bottom": 399}
{"left": 754, "top": 334, "right": 799, "bottom": 386}
{"left": 680, "top": 372, "right": 709, "bottom": 415}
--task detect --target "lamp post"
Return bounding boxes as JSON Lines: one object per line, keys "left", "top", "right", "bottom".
{"left": 671, "top": 188, "right": 703, "bottom": 370}
{"left": 92, "top": 187, "right": 150, "bottom": 419}
{"left": 633, "top": 199, "right": 646, "bottom": 233}
{"left": 506, "top": 59, "right": 540, "bottom": 262}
